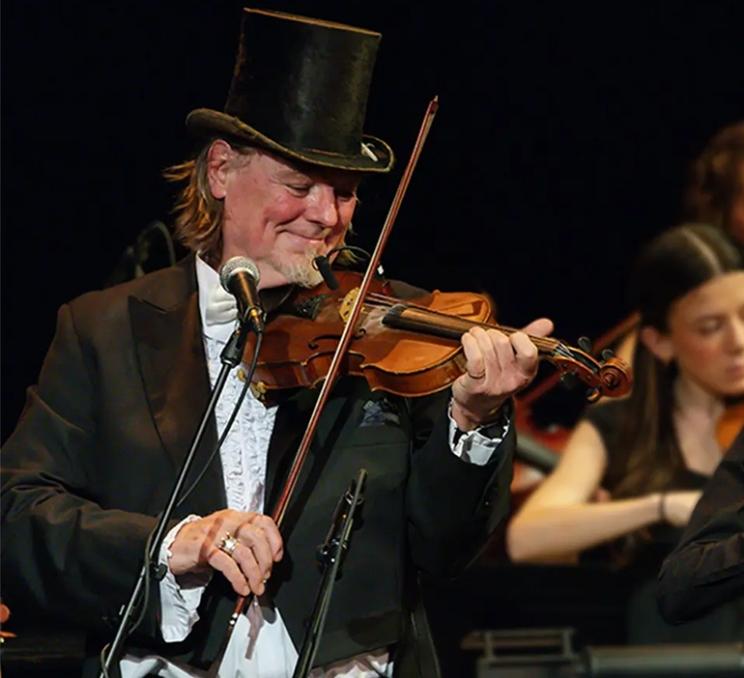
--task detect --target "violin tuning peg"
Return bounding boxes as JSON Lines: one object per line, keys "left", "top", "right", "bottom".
{"left": 585, "top": 388, "right": 601, "bottom": 403}
{"left": 577, "top": 336, "right": 593, "bottom": 353}
{"left": 601, "top": 348, "right": 615, "bottom": 361}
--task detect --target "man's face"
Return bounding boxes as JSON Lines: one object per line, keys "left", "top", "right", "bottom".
{"left": 216, "top": 148, "right": 360, "bottom": 289}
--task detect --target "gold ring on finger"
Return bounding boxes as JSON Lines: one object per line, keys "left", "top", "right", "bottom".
{"left": 218, "top": 532, "right": 239, "bottom": 558}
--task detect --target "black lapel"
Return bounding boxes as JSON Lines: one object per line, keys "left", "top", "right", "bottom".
{"left": 129, "top": 260, "right": 226, "bottom": 516}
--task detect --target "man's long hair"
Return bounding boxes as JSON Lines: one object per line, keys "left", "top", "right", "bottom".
{"left": 163, "top": 141, "right": 255, "bottom": 267}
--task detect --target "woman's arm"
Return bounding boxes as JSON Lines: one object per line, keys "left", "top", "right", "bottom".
{"left": 506, "top": 419, "right": 664, "bottom": 562}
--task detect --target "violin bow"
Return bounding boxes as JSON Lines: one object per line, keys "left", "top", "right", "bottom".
{"left": 207, "top": 97, "right": 439, "bottom": 674}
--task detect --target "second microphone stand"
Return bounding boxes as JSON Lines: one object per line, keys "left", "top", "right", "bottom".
{"left": 292, "top": 468, "right": 367, "bottom": 678}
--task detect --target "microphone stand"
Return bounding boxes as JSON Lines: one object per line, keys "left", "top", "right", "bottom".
{"left": 99, "top": 319, "right": 256, "bottom": 677}
{"left": 292, "top": 468, "right": 367, "bottom": 678}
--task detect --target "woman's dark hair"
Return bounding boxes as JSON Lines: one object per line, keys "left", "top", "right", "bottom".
{"left": 613, "top": 223, "right": 743, "bottom": 500}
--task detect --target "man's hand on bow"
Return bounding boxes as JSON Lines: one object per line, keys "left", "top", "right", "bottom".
{"left": 451, "top": 318, "right": 554, "bottom": 430}
{"left": 168, "top": 509, "right": 283, "bottom": 596}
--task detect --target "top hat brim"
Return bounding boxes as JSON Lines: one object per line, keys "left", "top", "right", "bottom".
{"left": 186, "top": 108, "right": 394, "bottom": 174}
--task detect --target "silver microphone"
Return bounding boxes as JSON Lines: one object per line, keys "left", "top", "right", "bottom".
{"left": 219, "top": 256, "right": 265, "bottom": 334}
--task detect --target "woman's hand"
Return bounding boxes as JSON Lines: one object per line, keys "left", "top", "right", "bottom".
{"left": 660, "top": 491, "right": 703, "bottom": 527}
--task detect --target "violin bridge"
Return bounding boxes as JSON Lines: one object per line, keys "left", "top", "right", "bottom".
{"left": 339, "top": 287, "right": 360, "bottom": 323}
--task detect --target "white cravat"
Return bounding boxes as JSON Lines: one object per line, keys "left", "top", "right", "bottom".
{"left": 204, "top": 282, "right": 239, "bottom": 328}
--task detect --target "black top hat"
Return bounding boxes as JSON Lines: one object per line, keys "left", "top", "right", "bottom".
{"left": 186, "top": 8, "right": 394, "bottom": 173}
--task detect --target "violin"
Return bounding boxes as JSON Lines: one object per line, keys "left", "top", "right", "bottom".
{"left": 243, "top": 269, "right": 633, "bottom": 402}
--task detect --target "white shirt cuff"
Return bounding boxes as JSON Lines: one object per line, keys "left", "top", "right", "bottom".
{"left": 158, "top": 514, "right": 212, "bottom": 643}
{"left": 447, "top": 398, "right": 509, "bottom": 466}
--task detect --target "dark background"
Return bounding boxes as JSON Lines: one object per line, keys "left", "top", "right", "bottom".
{"left": 3, "top": 1, "right": 744, "bottom": 441}
{"left": 2, "top": 2, "right": 744, "bottom": 673}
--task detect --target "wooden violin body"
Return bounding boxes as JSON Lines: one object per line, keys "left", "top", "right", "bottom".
{"left": 249, "top": 271, "right": 493, "bottom": 397}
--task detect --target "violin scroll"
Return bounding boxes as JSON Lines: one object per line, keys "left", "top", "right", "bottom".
{"left": 548, "top": 343, "right": 632, "bottom": 402}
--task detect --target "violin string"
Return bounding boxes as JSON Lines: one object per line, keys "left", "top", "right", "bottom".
{"left": 365, "top": 292, "right": 559, "bottom": 350}
{"left": 364, "top": 292, "right": 560, "bottom": 352}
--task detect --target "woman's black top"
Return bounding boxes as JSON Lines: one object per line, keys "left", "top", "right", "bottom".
{"left": 583, "top": 399, "right": 744, "bottom": 642}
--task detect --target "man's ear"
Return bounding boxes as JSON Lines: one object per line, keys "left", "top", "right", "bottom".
{"left": 206, "top": 140, "right": 233, "bottom": 199}
{"left": 639, "top": 325, "right": 675, "bottom": 364}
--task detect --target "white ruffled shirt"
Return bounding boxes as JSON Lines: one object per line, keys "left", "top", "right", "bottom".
{"left": 121, "top": 256, "right": 505, "bottom": 677}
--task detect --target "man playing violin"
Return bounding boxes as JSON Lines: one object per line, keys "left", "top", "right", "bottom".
{"left": 1, "top": 9, "right": 551, "bottom": 677}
